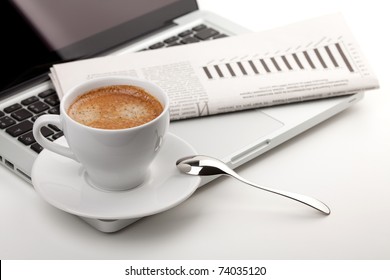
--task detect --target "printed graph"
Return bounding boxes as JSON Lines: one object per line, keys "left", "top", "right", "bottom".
{"left": 202, "top": 42, "right": 355, "bottom": 80}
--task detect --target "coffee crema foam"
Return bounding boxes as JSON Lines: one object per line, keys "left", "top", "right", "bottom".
{"left": 67, "top": 85, "right": 163, "bottom": 129}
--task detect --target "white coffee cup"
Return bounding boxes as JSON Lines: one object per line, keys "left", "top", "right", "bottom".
{"left": 33, "top": 77, "right": 170, "bottom": 191}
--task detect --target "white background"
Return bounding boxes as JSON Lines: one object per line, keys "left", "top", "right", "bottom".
{"left": 1, "top": 0, "right": 389, "bottom": 261}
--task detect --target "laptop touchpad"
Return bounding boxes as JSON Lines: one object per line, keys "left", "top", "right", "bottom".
{"left": 170, "top": 109, "right": 284, "bottom": 159}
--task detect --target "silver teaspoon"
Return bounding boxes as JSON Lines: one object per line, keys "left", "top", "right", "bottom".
{"left": 176, "top": 155, "right": 330, "bottom": 215}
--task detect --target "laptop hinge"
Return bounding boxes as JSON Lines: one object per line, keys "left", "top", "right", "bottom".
{"left": 0, "top": 73, "right": 51, "bottom": 101}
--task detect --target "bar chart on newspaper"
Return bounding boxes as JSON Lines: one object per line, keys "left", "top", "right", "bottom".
{"left": 202, "top": 38, "right": 362, "bottom": 80}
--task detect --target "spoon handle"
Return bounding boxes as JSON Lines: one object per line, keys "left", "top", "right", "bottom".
{"left": 230, "top": 172, "right": 331, "bottom": 215}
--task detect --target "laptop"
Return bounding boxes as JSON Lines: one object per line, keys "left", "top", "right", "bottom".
{"left": 0, "top": 0, "right": 363, "bottom": 232}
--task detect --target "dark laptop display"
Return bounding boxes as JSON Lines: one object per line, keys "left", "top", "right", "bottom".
{"left": 1, "top": 0, "right": 198, "bottom": 95}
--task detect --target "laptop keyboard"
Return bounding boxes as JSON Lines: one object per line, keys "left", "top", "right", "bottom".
{"left": 145, "top": 24, "right": 227, "bottom": 50}
{"left": 0, "top": 24, "right": 227, "bottom": 154}
{"left": 0, "top": 89, "right": 62, "bottom": 154}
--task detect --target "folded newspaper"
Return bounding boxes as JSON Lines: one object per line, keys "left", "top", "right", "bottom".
{"left": 50, "top": 14, "right": 379, "bottom": 121}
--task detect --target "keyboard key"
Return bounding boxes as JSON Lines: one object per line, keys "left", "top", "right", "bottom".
{"left": 48, "top": 106, "right": 60, "bottom": 114}
{"left": 31, "top": 143, "right": 43, "bottom": 154}
{"left": 48, "top": 124, "right": 60, "bottom": 131}
{"left": 0, "top": 116, "right": 16, "bottom": 129}
{"left": 44, "top": 95, "right": 60, "bottom": 106}
{"left": 52, "top": 131, "right": 64, "bottom": 140}
{"left": 38, "top": 89, "right": 55, "bottom": 98}
{"left": 28, "top": 101, "right": 49, "bottom": 114}
{"left": 181, "top": 36, "right": 200, "bottom": 44}
{"left": 18, "top": 131, "right": 36, "bottom": 145}
{"left": 213, "top": 34, "right": 228, "bottom": 39}
{"left": 178, "top": 29, "right": 193, "bottom": 37}
{"left": 4, "top": 103, "right": 22, "bottom": 113}
{"left": 6, "top": 120, "right": 33, "bottom": 137}
{"left": 163, "top": 36, "right": 179, "bottom": 44}
{"left": 41, "top": 126, "right": 54, "bottom": 138}
{"left": 192, "top": 24, "right": 207, "bottom": 31}
{"left": 21, "top": 96, "right": 39, "bottom": 105}
{"left": 11, "top": 109, "right": 33, "bottom": 121}
{"left": 167, "top": 42, "right": 183, "bottom": 47}
{"left": 31, "top": 113, "right": 46, "bottom": 122}
{"left": 0, "top": 111, "right": 4, "bottom": 117}
{"left": 149, "top": 42, "right": 165, "bottom": 49}
{"left": 195, "top": 28, "right": 219, "bottom": 40}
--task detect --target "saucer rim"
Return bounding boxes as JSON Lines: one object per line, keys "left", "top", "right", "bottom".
{"left": 31, "top": 132, "right": 200, "bottom": 220}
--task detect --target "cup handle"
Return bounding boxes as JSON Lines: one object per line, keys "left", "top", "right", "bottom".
{"left": 33, "top": 115, "right": 78, "bottom": 162}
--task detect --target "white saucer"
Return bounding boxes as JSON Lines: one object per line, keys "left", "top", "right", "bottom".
{"left": 31, "top": 133, "right": 200, "bottom": 220}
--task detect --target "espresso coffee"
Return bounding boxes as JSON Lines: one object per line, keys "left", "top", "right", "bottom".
{"left": 67, "top": 85, "right": 163, "bottom": 129}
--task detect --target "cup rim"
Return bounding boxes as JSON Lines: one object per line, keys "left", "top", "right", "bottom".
{"left": 60, "top": 77, "right": 170, "bottom": 133}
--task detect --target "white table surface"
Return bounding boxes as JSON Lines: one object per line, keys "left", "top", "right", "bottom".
{"left": 1, "top": 0, "right": 389, "bottom": 259}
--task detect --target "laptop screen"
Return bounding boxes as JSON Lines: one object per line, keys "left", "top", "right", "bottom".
{"left": 1, "top": 0, "right": 198, "bottom": 95}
